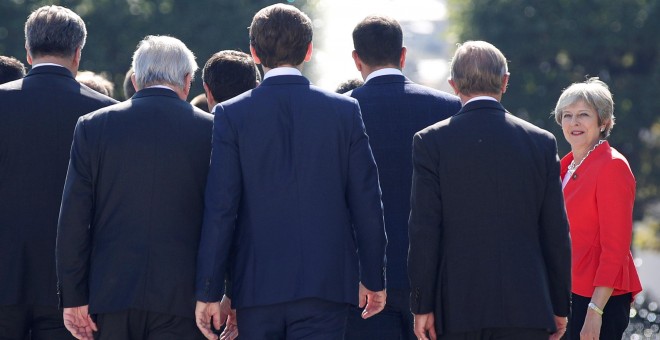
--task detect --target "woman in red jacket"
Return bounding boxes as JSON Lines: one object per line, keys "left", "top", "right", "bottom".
{"left": 554, "top": 77, "right": 642, "bottom": 340}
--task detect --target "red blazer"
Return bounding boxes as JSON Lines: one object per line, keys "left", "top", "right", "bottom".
{"left": 561, "top": 141, "right": 642, "bottom": 298}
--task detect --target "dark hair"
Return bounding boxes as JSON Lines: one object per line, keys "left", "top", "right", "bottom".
{"left": 25, "top": 5, "right": 86, "bottom": 58}
{"left": 123, "top": 67, "right": 136, "bottom": 100}
{"left": 190, "top": 93, "right": 209, "bottom": 112}
{"left": 353, "top": 15, "right": 403, "bottom": 67}
{"left": 0, "top": 56, "right": 26, "bottom": 84}
{"left": 335, "top": 78, "right": 364, "bottom": 94}
{"left": 249, "top": 4, "right": 313, "bottom": 69}
{"left": 203, "top": 50, "right": 259, "bottom": 103}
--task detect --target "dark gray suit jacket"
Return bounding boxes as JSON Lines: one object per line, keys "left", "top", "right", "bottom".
{"left": 408, "top": 99, "right": 571, "bottom": 334}
{"left": 56, "top": 88, "right": 213, "bottom": 318}
{"left": 0, "top": 65, "right": 117, "bottom": 307}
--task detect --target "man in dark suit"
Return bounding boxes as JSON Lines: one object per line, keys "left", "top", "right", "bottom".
{"left": 202, "top": 50, "right": 260, "bottom": 112}
{"left": 0, "top": 6, "right": 117, "bottom": 339}
{"left": 407, "top": 41, "right": 571, "bottom": 340}
{"left": 345, "top": 15, "right": 461, "bottom": 340}
{"left": 56, "top": 35, "right": 213, "bottom": 340}
{"left": 195, "top": 4, "right": 387, "bottom": 339}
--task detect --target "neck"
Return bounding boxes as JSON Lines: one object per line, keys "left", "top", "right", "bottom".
{"left": 31, "top": 56, "right": 77, "bottom": 76}
{"left": 362, "top": 64, "right": 400, "bottom": 80}
{"left": 459, "top": 93, "right": 501, "bottom": 105}
{"left": 262, "top": 64, "right": 303, "bottom": 74}
{"left": 572, "top": 140, "right": 602, "bottom": 164}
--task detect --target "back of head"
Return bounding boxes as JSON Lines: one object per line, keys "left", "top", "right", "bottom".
{"left": 190, "top": 93, "right": 209, "bottom": 112}
{"left": 131, "top": 35, "right": 198, "bottom": 91}
{"left": 25, "top": 5, "right": 86, "bottom": 58}
{"left": 249, "top": 4, "right": 313, "bottom": 69}
{"left": 450, "top": 41, "right": 508, "bottom": 96}
{"left": 352, "top": 15, "right": 403, "bottom": 67}
{"left": 0, "top": 56, "right": 26, "bottom": 84}
{"left": 203, "top": 50, "right": 259, "bottom": 103}
{"left": 335, "top": 78, "right": 364, "bottom": 94}
{"left": 76, "top": 70, "right": 115, "bottom": 98}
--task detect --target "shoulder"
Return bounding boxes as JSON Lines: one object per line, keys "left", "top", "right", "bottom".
{"left": 505, "top": 112, "right": 557, "bottom": 143}
{"left": 598, "top": 146, "right": 634, "bottom": 181}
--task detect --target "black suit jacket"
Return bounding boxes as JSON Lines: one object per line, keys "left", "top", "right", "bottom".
{"left": 351, "top": 74, "right": 460, "bottom": 291}
{"left": 56, "top": 88, "right": 213, "bottom": 318}
{"left": 0, "top": 66, "right": 117, "bottom": 307}
{"left": 408, "top": 99, "right": 571, "bottom": 334}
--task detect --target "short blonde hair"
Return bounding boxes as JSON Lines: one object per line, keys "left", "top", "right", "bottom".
{"left": 449, "top": 41, "right": 508, "bottom": 96}
{"left": 553, "top": 77, "right": 615, "bottom": 138}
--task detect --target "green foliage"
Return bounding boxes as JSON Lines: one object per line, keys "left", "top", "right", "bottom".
{"left": 0, "top": 0, "right": 299, "bottom": 97}
{"left": 447, "top": 0, "right": 660, "bottom": 217}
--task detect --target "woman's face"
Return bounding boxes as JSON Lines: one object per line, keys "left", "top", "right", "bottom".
{"left": 560, "top": 100, "right": 604, "bottom": 152}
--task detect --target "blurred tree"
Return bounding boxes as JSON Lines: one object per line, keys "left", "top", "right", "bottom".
{"left": 0, "top": 0, "right": 311, "bottom": 98}
{"left": 447, "top": 0, "right": 660, "bottom": 218}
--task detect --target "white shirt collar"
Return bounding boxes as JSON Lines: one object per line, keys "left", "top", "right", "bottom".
{"left": 263, "top": 67, "right": 302, "bottom": 80}
{"left": 146, "top": 85, "right": 175, "bottom": 91}
{"left": 31, "top": 63, "right": 66, "bottom": 69}
{"left": 465, "top": 96, "right": 498, "bottom": 105}
{"left": 365, "top": 68, "right": 403, "bottom": 83}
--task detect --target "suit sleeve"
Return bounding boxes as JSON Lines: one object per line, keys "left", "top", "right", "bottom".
{"left": 346, "top": 105, "right": 387, "bottom": 292}
{"left": 56, "top": 117, "right": 95, "bottom": 308}
{"left": 407, "top": 133, "right": 443, "bottom": 314}
{"left": 538, "top": 136, "right": 572, "bottom": 317}
{"left": 593, "top": 158, "right": 636, "bottom": 290}
{"left": 196, "top": 106, "right": 241, "bottom": 302}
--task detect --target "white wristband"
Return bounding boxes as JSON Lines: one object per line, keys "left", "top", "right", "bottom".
{"left": 588, "top": 302, "right": 604, "bottom": 316}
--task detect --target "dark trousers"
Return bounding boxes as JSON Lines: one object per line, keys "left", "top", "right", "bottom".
{"left": 438, "top": 327, "right": 549, "bottom": 340}
{"left": 567, "top": 293, "right": 631, "bottom": 340}
{"left": 345, "top": 288, "right": 415, "bottom": 340}
{"left": 0, "top": 304, "right": 74, "bottom": 340}
{"left": 93, "top": 309, "right": 204, "bottom": 340}
{"left": 236, "top": 297, "right": 349, "bottom": 340}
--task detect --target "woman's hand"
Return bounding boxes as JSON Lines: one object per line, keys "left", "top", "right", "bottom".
{"left": 580, "top": 309, "right": 602, "bottom": 340}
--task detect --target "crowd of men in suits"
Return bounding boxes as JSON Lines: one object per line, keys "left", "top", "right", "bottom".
{"left": 0, "top": 4, "right": 572, "bottom": 340}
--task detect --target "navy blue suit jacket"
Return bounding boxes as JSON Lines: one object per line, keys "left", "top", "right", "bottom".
{"left": 0, "top": 66, "right": 117, "bottom": 307}
{"left": 196, "top": 75, "right": 387, "bottom": 309}
{"left": 350, "top": 75, "right": 460, "bottom": 290}
{"left": 56, "top": 88, "right": 213, "bottom": 318}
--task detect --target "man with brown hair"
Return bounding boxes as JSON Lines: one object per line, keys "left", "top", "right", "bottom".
{"left": 195, "top": 4, "right": 387, "bottom": 339}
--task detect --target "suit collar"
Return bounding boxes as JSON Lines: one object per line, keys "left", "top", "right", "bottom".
{"left": 25, "top": 65, "right": 74, "bottom": 79}
{"left": 363, "top": 74, "right": 410, "bottom": 86}
{"left": 560, "top": 140, "right": 611, "bottom": 178}
{"left": 132, "top": 87, "right": 180, "bottom": 100}
{"left": 259, "top": 75, "right": 310, "bottom": 87}
{"left": 456, "top": 99, "right": 505, "bottom": 116}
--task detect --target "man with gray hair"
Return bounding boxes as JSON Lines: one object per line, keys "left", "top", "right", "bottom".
{"left": 0, "top": 6, "right": 116, "bottom": 339}
{"left": 407, "top": 41, "right": 571, "bottom": 340}
{"left": 56, "top": 35, "right": 214, "bottom": 339}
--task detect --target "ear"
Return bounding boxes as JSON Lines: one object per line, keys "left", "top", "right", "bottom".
{"left": 203, "top": 82, "right": 215, "bottom": 105}
{"left": 303, "top": 42, "right": 313, "bottom": 62}
{"left": 73, "top": 47, "right": 82, "bottom": 67}
{"left": 25, "top": 44, "right": 33, "bottom": 65}
{"left": 352, "top": 50, "right": 362, "bottom": 72}
{"left": 250, "top": 45, "right": 261, "bottom": 65}
{"left": 182, "top": 73, "right": 192, "bottom": 97}
{"left": 448, "top": 79, "right": 459, "bottom": 95}
{"left": 399, "top": 47, "right": 407, "bottom": 69}
{"left": 501, "top": 73, "right": 510, "bottom": 94}
{"left": 131, "top": 73, "right": 139, "bottom": 91}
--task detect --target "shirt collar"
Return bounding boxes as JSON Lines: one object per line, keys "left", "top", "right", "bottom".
{"left": 263, "top": 67, "right": 302, "bottom": 80}
{"left": 365, "top": 68, "right": 403, "bottom": 83}
{"left": 146, "top": 85, "right": 175, "bottom": 91}
{"left": 31, "top": 63, "right": 66, "bottom": 69}
{"left": 465, "top": 96, "right": 498, "bottom": 105}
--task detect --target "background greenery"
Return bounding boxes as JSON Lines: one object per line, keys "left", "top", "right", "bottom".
{"left": 1, "top": 0, "right": 658, "bottom": 247}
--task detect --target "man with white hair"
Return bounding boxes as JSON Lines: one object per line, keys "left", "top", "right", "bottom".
{"left": 56, "top": 35, "right": 213, "bottom": 340}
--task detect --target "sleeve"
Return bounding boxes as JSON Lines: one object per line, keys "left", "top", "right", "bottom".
{"left": 593, "top": 158, "right": 636, "bottom": 290}
{"left": 538, "top": 136, "right": 572, "bottom": 317}
{"left": 346, "top": 104, "right": 387, "bottom": 292}
{"left": 56, "top": 117, "right": 95, "bottom": 308}
{"left": 407, "top": 132, "right": 443, "bottom": 314}
{"left": 195, "top": 106, "right": 242, "bottom": 302}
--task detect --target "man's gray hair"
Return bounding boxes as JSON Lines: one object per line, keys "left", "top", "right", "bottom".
{"left": 25, "top": 5, "right": 87, "bottom": 58}
{"left": 131, "top": 35, "right": 198, "bottom": 90}
{"left": 449, "top": 41, "right": 508, "bottom": 96}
